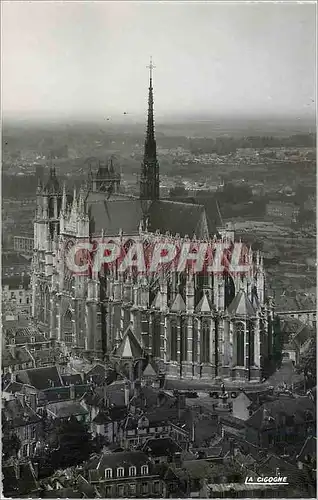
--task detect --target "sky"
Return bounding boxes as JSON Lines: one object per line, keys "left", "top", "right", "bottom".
{"left": 2, "top": 1, "right": 316, "bottom": 121}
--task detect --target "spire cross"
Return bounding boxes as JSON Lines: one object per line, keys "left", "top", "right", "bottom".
{"left": 147, "top": 56, "right": 156, "bottom": 80}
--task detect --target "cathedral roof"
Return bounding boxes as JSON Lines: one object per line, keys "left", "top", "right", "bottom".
{"left": 195, "top": 292, "right": 214, "bottom": 313}
{"left": 227, "top": 290, "right": 255, "bottom": 317}
{"left": 113, "top": 326, "right": 143, "bottom": 359}
{"left": 87, "top": 197, "right": 143, "bottom": 236}
{"left": 147, "top": 200, "right": 209, "bottom": 239}
{"left": 170, "top": 293, "right": 186, "bottom": 313}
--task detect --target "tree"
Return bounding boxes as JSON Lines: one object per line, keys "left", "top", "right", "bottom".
{"left": 297, "top": 337, "right": 316, "bottom": 388}
{"left": 44, "top": 417, "right": 93, "bottom": 469}
{"left": 2, "top": 432, "right": 21, "bottom": 460}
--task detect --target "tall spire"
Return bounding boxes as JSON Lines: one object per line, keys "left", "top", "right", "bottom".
{"left": 140, "top": 57, "right": 159, "bottom": 201}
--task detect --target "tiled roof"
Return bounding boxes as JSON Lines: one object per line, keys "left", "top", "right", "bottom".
{"left": 246, "top": 396, "right": 315, "bottom": 430}
{"left": 2, "top": 398, "right": 41, "bottom": 428}
{"left": 227, "top": 290, "right": 255, "bottom": 317}
{"left": 16, "top": 366, "right": 64, "bottom": 390}
{"left": 62, "top": 374, "right": 83, "bottom": 386}
{"left": 2, "top": 346, "right": 34, "bottom": 368}
{"left": 90, "top": 450, "right": 150, "bottom": 475}
{"left": 147, "top": 200, "right": 209, "bottom": 239}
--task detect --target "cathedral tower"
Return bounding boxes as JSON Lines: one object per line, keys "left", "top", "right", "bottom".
{"left": 140, "top": 57, "right": 160, "bottom": 201}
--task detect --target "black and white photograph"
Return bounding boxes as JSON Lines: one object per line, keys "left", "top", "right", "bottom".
{"left": 1, "top": 1, "right": 316, "bottom": 498}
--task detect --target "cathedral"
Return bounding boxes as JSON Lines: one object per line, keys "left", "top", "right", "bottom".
{"left": 31, "top": 60, "right": 274, "bottom": 382}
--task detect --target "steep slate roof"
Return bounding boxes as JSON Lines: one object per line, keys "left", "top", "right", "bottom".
{"left": 62, "top": 374, "right": 83, "bottom": 386}
{"left": 227, "top": 290, "right": 255, "bottom": 317}
{"left": 87, "top": 197, "right": 143, "bottom": 235}
{"left": 195, "top": 292, "right": 213, "bottom": 313}
{"left": 88, "top": 451, "right": 150, "bottom": 480}
{"left": 16, "top": 366, "right": 64, "bottom": 390}
{"left": 84, "top": 364, "right": 107, "bottom": 384}
{"left": 170, "top": 293, "right": 186, "bottom": 312}
{"left": 113, "top": 326, "right": 143, "bottom": 359}
{"left": 147, "top": 200, "right": 209, "bottom": 238}
{"left": 246, "top": 396, "right": 315, "bottom": 430}
{"left": 2, "top": 460, "right": 40, "bottom": 497}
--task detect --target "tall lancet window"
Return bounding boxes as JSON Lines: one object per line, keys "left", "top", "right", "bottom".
{"left": 248, "top": 321, "right": 255, "bottom": 366}
{"left": 224, "top": 273, "right": 236, "bottom": 310}
{"left": 235, "top": 322, "right": 245, "bottom": 366}
{"left": 180, "top": 317, "right": 187, "bottom": 362}
{"left": 152, "top": 313, "right": 161, "bottom": 357}
{"left": 64, "top": 308, "right": 73, "bottom": 345}
{"left": 170, "top": 320, "right": 178, "bottom": 361}
{"left": 201, "top": 320, "right": 210, "bottom": 363}
{"left": 193, "top": 320, "right": 198, "bottom": 362}
{"left": 44, "top": 287, "right": 50, "bottom": 323}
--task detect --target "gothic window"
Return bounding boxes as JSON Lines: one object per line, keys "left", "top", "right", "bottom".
{"left": 48, "top": 197, "right": 54, "bottom": 218}
{"left": 170, "top": 320, "right": 178, "bottom": 361}
{"left": 195, "top": 274, "right": 204, "bottom": 305}
{"left": 152, "top": 313, "right": 161, "bottom": 357}
{"left": 167, "top": 280, "right": 172, "bottom": 307}
{"left": 193, "top": 320, "right": 198, "bottom": 362}
{"left": 149, "top": 284, "right": 158, "bottom": 308}
{"left": 235, "top": 322, "right": 245, "bottom": 366}
{"left": 224, "top": 273, "right": 236, "bottom": 310}
{"left": 248, "top": 321, "right": 255, "bottom": 366}
{"left": 178, "top": 273, "right": 186, "bottom": 296}
{"left": 64, "top": 308, "right": 73, "bottom": 344}
{"left": 180, "top": 317, "right": 187, "bottom": 362}
{"left": 44, "top": 287, "right": 50, "bottom": 323}
{"left": 201, "top": 320, "right": 210, "bottom": 363}
{"left": 123, "top": 309, "right": 130, "bottom": 330}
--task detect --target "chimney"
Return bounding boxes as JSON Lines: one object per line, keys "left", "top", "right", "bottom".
{"left": 9, "top": 367, "right": 16, "bottom": 382}
{"left": 191, "top": 419, "right": 195, "bottom": 443}
{"left": 70, "top": 384, "right": 75, "bottom": 400}
{"left": 28, "top": 393, "right": 37, "bottom": 411}
{"left": 174, "top": 452, "right": 182, "bottom": 468}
